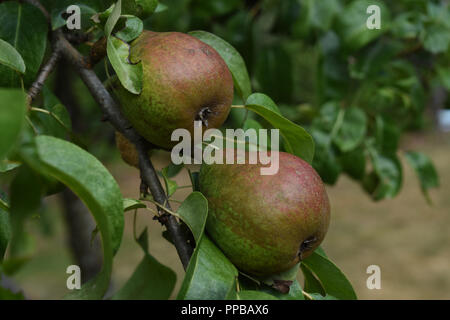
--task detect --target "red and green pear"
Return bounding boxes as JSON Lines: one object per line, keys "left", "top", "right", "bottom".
{"left": 112, "top": 31, "right": 234, "bottom": 150}
{"left": 199, "top": 151, "right": 330, "bottom": 277}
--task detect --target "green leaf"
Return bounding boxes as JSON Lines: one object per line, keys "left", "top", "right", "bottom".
{"left": 30, "top": 89, "right": 73, "bottom": 141}
{"left": 235, "top": 290, "right": 278, "bottom": 300}
{"left": 336, "top": 0, "right": 390, "bottom": 50}
{"left": 175, "top": 192, "right": 208, "bottom": 243}
{"left": 301, "top": 251, "right": 357, "bottom": 300}
{"left": 422, "top": 24, "right": 450, "bottom": 54}
{"left": 189, "top": 30, "right": 252, "bottom": 101}
{"left": 313, "top": 246, "right": 328, "bottom": 258}
{"left": 333, "top": 107, "right": 367, "bottom": 153}
{"left": 339, "top": 148, "right": 366, "bottom": 180}
{"left": 122, "top": 0, "right": 158, "bottom": 18}
{"left": 243, "top": 118, "right": 270, "bottom": 150}
{"left": 123, "top": 198, "right": 146, "bottom": 212}
{"left": 0, "top": 286, "right": 25, "bottom": 300}
{"left": 0, "top": 206, "right": 11, "bottom": 262}
{"left": 134, "top": 0, "right": 158, "bottom": 17}
{"left": 260, "top": 263, "right": 300, "bottom": 291}
{"left": 6, "top": 166, "right": 43, "bottom": 272}
{"left": 116, "top": 16, "right": 143, "bottom": 42}
{"left": 163, "top": 162, "right": 184, "bottom": 178}
{"left": 105, "top": 0, "right": 122, "bottom": 37}
{"left": 245, "top": 93, "right": 315, "bottom": 164}
{"left": 258, "top": 264, "right": 305, "bottom": 300}
{"left": 0, "top": 39, "right": 25, "bottom": 74}
{"left": 0, "top": 89, "right": 26, "bottom": 161}
{"left": 188, "top": 170, "right": 200, "bottom": 192}
{"left": 91, "top": 3, "right": 115, "bottom": 25}
{"left": 33, "top": 136, "right": 124, "bottom": 299}
{"left": 246, "top": 93, "right": 281, "bottom": 115}
{"left": 43, "top": 104, "right": 72, "bottom": 137}
{"left": 105, "top": 0, "right": 144, "bottom": 96}
{"left": 0, "top": 2, "right": 48, "bottom": 87}
{"left": 177, "top": 235, "right": 238, "bottom": 300}
{"left": 310, "top": 130, "right": 341, "bottom": 185}
{"left": 308, "top": 293, "right": 338, "bottom": 300}
{"left": 392, "top": 12, "right": 423, "bottom": 39}
{"left": 312, "top": 102, "right": 340, "bottom": 133}
{"left": 350, "top": 40, "right": 401, "bottom": 80}
{"left": 51, "top": 3, "right": 99, "bottom": 30}
{"left": 293, "top": 0, "right": 341, "bottom": 36}
{"left": 237, "top": 273, "right": 304, "bottom": 300}
{"left": 404, "top": 151, "right": 439, "bottom": 203}
{"left": 107, "top": 36, "right": 143, "bottom": 94}
{"left": 437, "top": 67, "right": 450, "bottom": 91}
{"left": 155, "top": 2, "right": 168, "bottom": 13}
{"left": 113, "top": 228, "right": 176, "bottom": 300}
{"left": 113, "top": 252, "right": 176, "bottom": 299}
{"left": 368, "top": 148, "right": 402, "bottom": 201}
{"left": 160, "top": 166, "right": 181, "bottom": 198}
{"left": 40, "top": 87, "right": 72, "bottom": 138}
{"left": 0, "top": 196, "right": 9, "bottom": 214}
{"left": 253, "top": 44, "right": 294, "bottom": 103}
{"left": 161, "top": 174, "right": 178, "bottom": 197}
{"left": 0, "top": 159, "right": 21, "bottom": 173}
{"left": 300, "top": 264, "right": 325, "bottom": 295}
{"left": 375, "top": 116, "right": 400, "bottom": 155}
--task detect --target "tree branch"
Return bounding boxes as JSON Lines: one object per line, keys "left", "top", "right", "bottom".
{"left": 23, "top": 0, "right": 194, "bottom": 270}
{"left": 27, "top": 45, "right": 61, "bottom": 103}
{"left": 54, "top": 29, "right": 193, "bottom": 270}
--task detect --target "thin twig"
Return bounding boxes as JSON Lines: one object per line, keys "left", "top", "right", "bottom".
{"left": 23, "top": 0, "right": 50, "bottom": 22}
{"left": 27, "top": 46, "right": 62, "bottom": 104}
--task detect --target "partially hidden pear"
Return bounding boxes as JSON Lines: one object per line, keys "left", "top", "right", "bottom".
{"left": 115, "top": 131, "right": 152, "bottom": 168}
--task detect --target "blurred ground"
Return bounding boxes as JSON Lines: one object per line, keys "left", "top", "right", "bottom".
{"left": 9, "top": 131, "right": 450, "bottom": 300}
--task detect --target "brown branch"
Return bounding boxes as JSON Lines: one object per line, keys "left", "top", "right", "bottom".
{"left": 23, "top": 0, "right": 50, "bottom": 22}
{"left": 23, "top": 0, "right": 194, "bottom": 271}
{"left": 87, "top": 36, "right": 107, "bottom": 68}
{"left": 54, "top": 30, "right": 193, "bottom": 269}
{"left": 27, "top": 45, "right": 61, "bottom": 103}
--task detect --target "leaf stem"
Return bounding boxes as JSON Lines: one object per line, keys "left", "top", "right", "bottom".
{"left": 302, "top": 290, "right": 313, "bottom": 300}
{"left": 0, "top": 198, "right": 9, "bottom": 212}
{"left": 329, "top": 108, "right": 345, "bottom": 144}
{"left": 133, "top": 209, "right": 138, "bottom": 242}
{"left": 30, "top": 107, "right": 71, "bottom": 133}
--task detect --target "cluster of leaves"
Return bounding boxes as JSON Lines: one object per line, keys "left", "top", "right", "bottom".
{"left": 144, "top": 0, "right": 444, "bottom": 201}
{"left": 0, "top": 0, "right": 359, "bottom": 300}
{"left": 0, "top": 0, "right": 444, "bottom": 300}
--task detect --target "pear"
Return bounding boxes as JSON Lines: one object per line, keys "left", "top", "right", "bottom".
{"left": 199, "top": 151, "right": 330, "bottom": 277}
{"left": 115, "top": 131, "right": 152, "bottom": 168}
{"left": 112, "top": 31, "right": 234, "bottom": 150}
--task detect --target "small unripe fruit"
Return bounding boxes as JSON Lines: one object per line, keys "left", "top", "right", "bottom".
{"left": 115, "top": 131, "right": 152, "bottom": 167}
{"left": 199, "top": 151, "right": 330, "bottom": 277}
